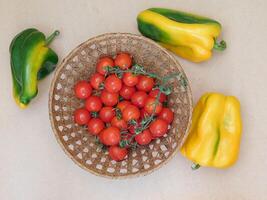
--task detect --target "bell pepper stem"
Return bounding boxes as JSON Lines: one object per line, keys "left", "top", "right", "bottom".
{"left": 45, "top": 30, "right": 60, "bottom": 45}
{"left": 191, "top": 163, "right": 201, "bottom": 170}
{"left": 213, "top": 40, "right": 227, "bottom": 51}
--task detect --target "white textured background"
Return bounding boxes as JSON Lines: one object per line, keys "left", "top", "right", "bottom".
{"left": 0, "top": 0, "right": 267, "bottom": 199}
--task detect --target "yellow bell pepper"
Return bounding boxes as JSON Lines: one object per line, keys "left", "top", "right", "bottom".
{"left": 181, "top": 93, "right": 242, "bottom": 168}
{"left": 137, "top": 8, "right": 226, "bottom": 62}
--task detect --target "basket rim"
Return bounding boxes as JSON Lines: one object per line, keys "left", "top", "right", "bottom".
{"left": 48, "top": 32, "right": 193, "bottom": 179}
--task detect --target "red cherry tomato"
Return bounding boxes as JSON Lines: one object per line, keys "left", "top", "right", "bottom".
{"left": 87, "top": 118, "right": 104, "bottom": 135}
{"left": 99, "top": 126, "right": 121, "bottom": 146}
{"left": 90, "top": 73, "right": 105, "bottom": 90}
{"left": 122, "top": 72, "right": 139, "bottom": 87}
{"left": 149, "top": 119, "right": 168, "bottom": 138}
{"left": 111, "top": 117, "right": 127, "bottom": 130}
{"left": 131, "top": 91, "right": 148, "bottom": 108}
{"left": 119, "top": 85, "right": 136, "bottom": 100}
{"left": 96, "top": 57, "right": 114, "bottom": 75}
{"left": 100, "top": 90, "right": 119, "bottom": 106}
{"left": 114, "top": 53, "right": 132, "bottom": 70}
{"left": 85, "top": 96, "right": 102, "bottom": 112}
{"left": 122, "top": 105, "right": 140, "bottom": 122}
{"left": 74, "top": 108, "right": 90, "bottom": 125}
{"left": 74, "top": 81, "right": 92, "bottom": 99}
{"left": 135, "top": 129, "right": 152, "bottom": 145}
{"left": 158, "top": 108, "right": 174, "bottom": 124}
{"left": 109, "top": 146, "right": 128, "bottom": 161}
{"left": 136, "top": 75, "right": 154, "bottom": 92}
{"left": 99, "top": 107, "right": 115, "bottom": 123}
{"left": 149, "top": 89, "right": 167, "bottom": 103}
{"left": 104, "top": 75, "right": 122, "bottom": 93}
{"left": 144, "top": 97, "right": 163, "bottom": 115}
{"left": 117, "top": 100, "right": 131, "bottom": 112}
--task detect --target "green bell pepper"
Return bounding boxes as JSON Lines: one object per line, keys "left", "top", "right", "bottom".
{"left": 10, "top": 28, "right": 59, "bottom": 108}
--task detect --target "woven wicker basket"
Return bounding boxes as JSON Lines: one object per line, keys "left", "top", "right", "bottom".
{"left": 49, "top": 33, "right": 193, "bottom": 179}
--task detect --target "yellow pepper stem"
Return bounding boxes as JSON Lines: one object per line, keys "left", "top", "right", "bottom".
{"left": 191, "top": 163, "right": 201, "bottom": 170}
{"left": 213, "top": 40, "right": 227, "bottom": 51}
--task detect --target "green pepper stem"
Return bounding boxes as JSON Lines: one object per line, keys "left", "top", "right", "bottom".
{"left": 45, "top": 30, "right": 60, "bottom": 45}
{"left": 191, "top": 163, "right": 201, "bottom": 170}
{"left": 213, "top": 40, "right": 227, "bottom": 51}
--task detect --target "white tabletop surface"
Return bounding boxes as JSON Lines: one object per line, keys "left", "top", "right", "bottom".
{"left": 1, "top": 0, "right": 267, "bottom": 199}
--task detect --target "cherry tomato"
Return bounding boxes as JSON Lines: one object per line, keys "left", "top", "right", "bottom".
{"left": 100, "top": 90, "right": 119, "bottom": 106}
{"left": 136, "top": 75, "right": 154, "bottom": 92}
{"left": 158, "top": 108, "right": 174, "bottom": 124}
{"left": 114, "top": 53, "right": 132, "bottom": 70}
{"left": 144, "top": 97, "right": 163, "bottom": 115}
{"left": 99, "top": 126, "right": 121, "bottom": 146}
{"left": 149, "top": 89, "right": 167, "bottom": 103}
{"left": 122, "top": 72, "right": 139, "bottom": 87}
{"left": 149, "top": 119, "right": 168, "bottom": 138}
{"left": 74, "top": 108, "right": 90, "bottom": 125}
{"left": 135, "top": 129, "right": 152, "bottom": 145}
{"left": 117, "top": 100, "right": 131, "bottom": 112}
{"left": 131, "top": 91, "right": 148, "bottom": 108}
{"left": 90, "top": 73, "right": 105, "bottom": 90}
{"left": 111, "top": 117, "right": 127, "bottom": 130}
{"left": 96, "top": 57, "right": 114, "bottom": 75}
{"left": 122, "top": 105, "right": 140, "bottom": 122}
{"left": 87, "top": 118, "right": 104, "bottom": 135}
{"left": 104, "top": 75, "right": 122, "bottom": 93}
{"left": 109, "top": 146, "right": 128, "bottom": 161}
{"left": 119, "top": 85, "right": 136, "bottom": 100}
{"left": 99, "top": 107, "right": 115, "bottom": 123}
{"left": 74, "top": 81, "right": 92, "bottom": 99}
{"left": 85, "top": 96, "right": 102, "bottom": 112}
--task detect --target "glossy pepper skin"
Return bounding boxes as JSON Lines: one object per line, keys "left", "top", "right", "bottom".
{"left": 10, "top": 28, "right": 59, "bottom": 108}
{"left": 180, "top": 93, "right": 242, "bottom": 168}
{"left": 137, "top": 8, "right": 226, "bottom": 62}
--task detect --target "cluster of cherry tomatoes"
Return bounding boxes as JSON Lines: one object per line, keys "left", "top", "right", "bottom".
{"left": 73, "top": 53, "right": 174, "bottom": 161}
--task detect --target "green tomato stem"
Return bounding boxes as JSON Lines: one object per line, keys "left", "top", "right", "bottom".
{"left": 106, "top": 64, "right": 181, "bottom": 149}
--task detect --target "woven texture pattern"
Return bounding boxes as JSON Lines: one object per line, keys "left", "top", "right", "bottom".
{"left": 49, "top": 33, "right": 193, "bottom": 178}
